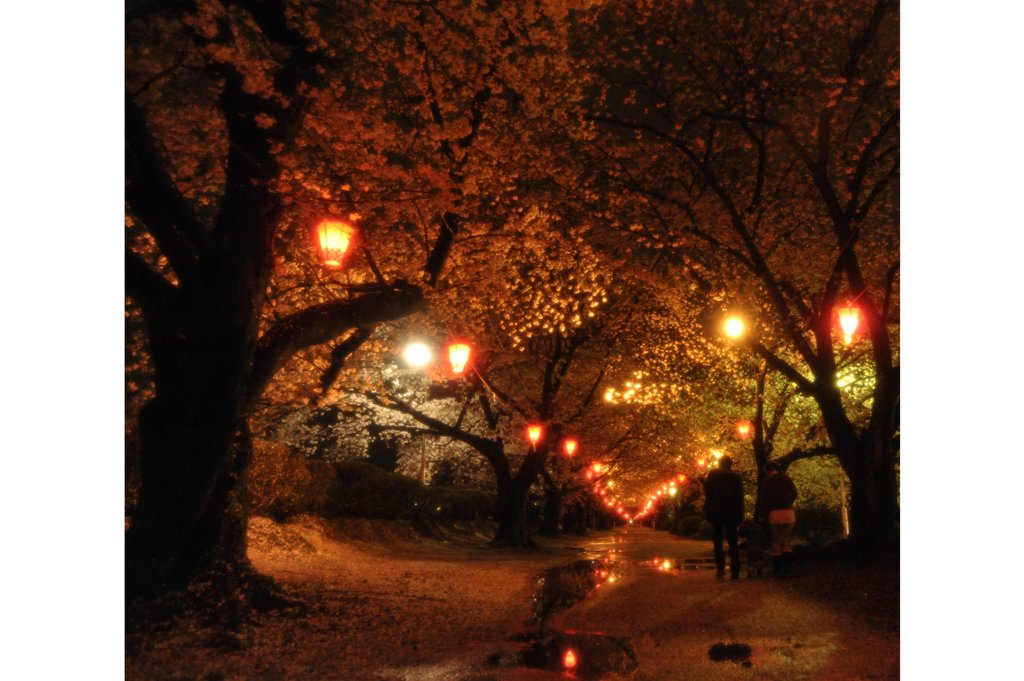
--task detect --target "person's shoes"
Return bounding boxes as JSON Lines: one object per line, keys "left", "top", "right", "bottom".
{"left": 731, "top": 573, "right": 740, "bottom": 581}
{"left": 781, "top": 552, "right": 793, "bottom": 575}
{"left": 715, "top": 569, "right": 726, "bottom": 580}
{"left": 771, "top": 556, "right": 782, "bottom": 576}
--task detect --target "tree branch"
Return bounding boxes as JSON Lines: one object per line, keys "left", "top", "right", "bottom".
{"left": 247, "top": 283, "right": 424, "bottom": 406}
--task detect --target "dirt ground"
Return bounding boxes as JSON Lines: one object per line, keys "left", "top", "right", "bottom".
{"left": 125, "top": 517, "right": 898, "bottom": 681}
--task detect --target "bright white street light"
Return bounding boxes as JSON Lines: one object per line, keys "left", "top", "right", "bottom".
{"left": 402, "top": 341, "right": 432, "bottom": 368}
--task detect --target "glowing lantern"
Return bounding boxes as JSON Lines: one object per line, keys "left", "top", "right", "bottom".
{"left": 563, "top": 438, "right": 578, "bottom": 457}
{"left": 838, "top": 305, "right": 860, "bottom": 345}
{"left": 526, "top": 424, "right": 543, "bottom": 447}
{"left": 697, "top": 458, "right": 706, "bottom": 468}
{"left": 447, "top": 342, "right": 471, "bottom": 374}
{"left": 592, "top": 462, "right": 604, "bottom": 474}
{"left": 724, "top": 315, "right": 745, "bottom": 339}
{"left": 736, "top": 419, "right": 753, "bottom": 439}
{"left": 563, "top": 649, "right": 578, "bottom": 670}
{"left": 315, "top": 219, "right": 355, "bottom": 269}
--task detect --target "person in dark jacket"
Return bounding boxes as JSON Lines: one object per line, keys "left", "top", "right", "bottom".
{"left": 760, "top": 461, "right": 799, "bottom": 575}
{"left": 703, "top": 455, "right": 744, "bottom": 580}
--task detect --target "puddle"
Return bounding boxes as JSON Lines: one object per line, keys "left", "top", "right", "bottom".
{"left": 709, "top": 642, "right": 753, "bottom": 666}
{"left": 490, "top": 545, "right": 722, "bottom": 678}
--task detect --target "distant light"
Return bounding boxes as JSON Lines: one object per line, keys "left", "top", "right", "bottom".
{"left": 526, "top": 424, "right": 543, "bottom": 446}
{"left": 402, "top": 342, "right": 432, "bottom": 368}
{"left": 669, "top": 487, "right": 677, "bottom": 497}
{"left": 662, "top": 559, "right": 672, "bottom": 570}
{"left": 735, "top": 419, "right": 753, "bottom": 439}
{"left": 724, "top": 315, "right": 745, "bottom": 339}
{"left": 563, "top": 438, "right": 578, "bottom": 457}
{"left": 563, "top": 649, "right": 578, "bottom": 670}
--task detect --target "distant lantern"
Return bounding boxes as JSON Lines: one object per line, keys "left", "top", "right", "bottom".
{"left": 563, "top": 438, "right": 578, "bottom": 457}
{"left": 526, "top": 424, "right": 543, "bottom": 446}
{"left": 447, "top": 342, "right": 472, "bottom": 374}
{"left": 838, "top": 305, "right": 860, "bottom": 345}
{"left": 315, "top": 219, "right": 355, "bottom": 269}
{"left": 736, "top": 419, "right": 753, "bottom": 439}
{"left": 563, "top": 648, "right": 578, "bottom": 670}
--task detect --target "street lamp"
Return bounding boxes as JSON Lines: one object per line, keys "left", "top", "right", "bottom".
{"left": 315, "top": 219, "right": 355, "bottom": 269}
{"left": 838, "top": 305, "right": 860, "bottom": 345}
{"left": 723, "top": 315, "right": 746, "bottom": 339}
{"left": 402, "top": 341, "right": 432, "bottom": 368}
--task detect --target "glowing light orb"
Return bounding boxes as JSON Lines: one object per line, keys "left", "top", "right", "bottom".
{"left": 402, "top": 342, "right": 432, "bottom": 368}
{"left": 724, "top": 315, "right": 746, "bottom": 339}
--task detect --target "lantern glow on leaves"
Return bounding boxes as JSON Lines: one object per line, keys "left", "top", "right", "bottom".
{"left": 447, "top": 342, "right": 471, "bottom": 374}
{"left": 315, "top": 219, "right": 355, "bottom": 269}
{"left": 838, "top": 306, "right": 860, "bottom": 345}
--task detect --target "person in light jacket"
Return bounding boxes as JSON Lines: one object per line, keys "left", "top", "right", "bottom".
{"left": 760, "top": 461, "right": 798, "bottom": 576}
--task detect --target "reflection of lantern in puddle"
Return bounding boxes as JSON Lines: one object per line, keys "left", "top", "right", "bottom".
{"left": 563, "top": 649, "right": 577, "bottom": 670}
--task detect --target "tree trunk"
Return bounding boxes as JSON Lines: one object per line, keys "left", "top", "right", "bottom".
{"left": 562, "top": 501, "right": 588, "bottom": 535}
{"left": 492, "top": 478, "right": 535, "bottom": 547}
{"left": 539, "top": 488, "right": 563, "bottom": 537}
{"left": 126, "top": 263, "right": 262, "bottom": 604}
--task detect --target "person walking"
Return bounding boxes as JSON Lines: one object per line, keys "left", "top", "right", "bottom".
{"left": 760, "top": 461, "right": 799, "bottom": 576}
{"left": 703, "top": 455, "right": 744, "bottom": 581}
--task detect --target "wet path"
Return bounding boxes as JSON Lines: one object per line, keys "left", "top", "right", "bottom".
{"left": 481, "top": 526, "right": 897, "bottom": 680}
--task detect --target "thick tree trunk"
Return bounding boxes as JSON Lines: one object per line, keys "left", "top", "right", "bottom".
{"left": 492, "top": 479, "right": 535, "bottom": 547}
{"left": 126, "top": 262, "right": 262, "bottom": 604}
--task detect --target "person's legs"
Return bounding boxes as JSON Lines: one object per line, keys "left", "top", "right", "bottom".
{"left": 726, "top": 523, "right": 740, "bottom": 579}
{"left": 712, "top": 522, "right": 725, "bottom": 576}
{"left": 777, "top": 523, "right": 795, "bottom": 574}
{"left": 769, "top": 522, "right": 783, "bottom": 575}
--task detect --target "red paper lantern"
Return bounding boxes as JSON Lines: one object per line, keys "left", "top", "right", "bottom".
{"left": 563, "top": 438, "right": 578, "bottom": 457}
{"left": 526, "top": 424, "right": 543, "bottom": 446}
{"left": 447, "top": 342, "right": 471, "bottom": 374}
{"left": 838, "top": 305, "right": 860, "bottom": 345}
{"left": 735, "top": 419, "right": 753, "bottom": 439}
{"left": 315, "top": 219, "right": 355, "bottom": 269}
{"left": 563, "top": 648, "right": 578, "bottom": 670}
